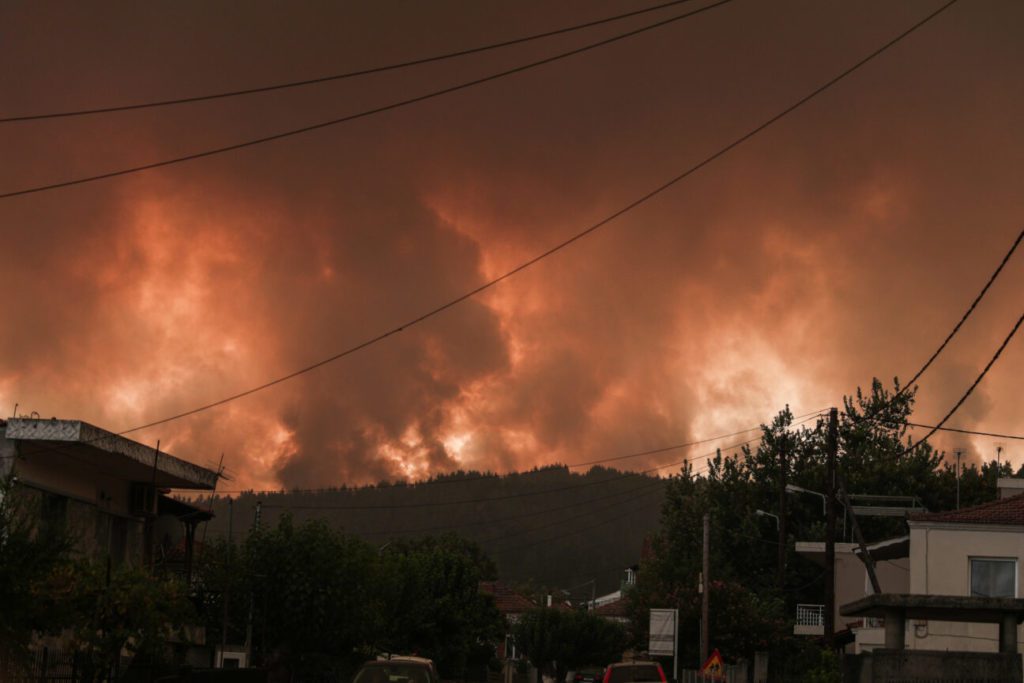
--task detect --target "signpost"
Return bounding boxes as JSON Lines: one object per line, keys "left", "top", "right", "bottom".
{"left": 699, "top": 649, "right": 725, "bottom": 680}
{"left": 649, "top": 608, "right": 678, "bottom": 681}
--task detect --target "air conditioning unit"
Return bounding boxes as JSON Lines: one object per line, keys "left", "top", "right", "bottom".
{"left": 129, "top": 483, "right": 156, "bottom": 517}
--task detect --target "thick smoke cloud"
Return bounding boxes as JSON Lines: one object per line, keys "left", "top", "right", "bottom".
{"left": 1, "top": 1, "right": 1022, "bottom": 488}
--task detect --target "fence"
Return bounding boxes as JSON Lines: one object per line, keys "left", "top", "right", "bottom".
{"left": 0, "top": 646, "right": 98, "bottom": 682}
{"left": 678, "top": 662, "right": 747, "bottom": 683}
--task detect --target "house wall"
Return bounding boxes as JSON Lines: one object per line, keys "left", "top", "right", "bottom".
{"left": 10, "top": 438, "right": 135, "bottom": 517}
{"left": 835, "top": 553, "right": 909, "bottom": 631}
{"left": 6, "top": 436, "right": 147, "bottom": 565}
{"left": 904, "top": 522, "right": 1024, "bottom": 652}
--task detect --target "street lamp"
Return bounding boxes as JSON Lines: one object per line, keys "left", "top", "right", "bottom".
{"left": 785, "top": 484, "right": 847, "bottom": 540}
{"left": 785, "top": 484, "right": 827, "bottom": 515}
{"left": 755, "top": 509, "right": 780, "bottom": 531}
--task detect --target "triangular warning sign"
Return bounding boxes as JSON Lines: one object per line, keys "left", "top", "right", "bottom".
{"left": 699, "top": 648, "right": 725, "bottom": 680}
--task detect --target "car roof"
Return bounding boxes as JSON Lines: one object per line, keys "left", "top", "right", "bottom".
{"left": 375, "top": 656, "right": 435, "bottom": 666}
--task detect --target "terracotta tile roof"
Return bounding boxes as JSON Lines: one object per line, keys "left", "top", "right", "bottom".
{"left": 593, "top": 599, "right": 629, "bottom": 618}
{"left": 479, "top": 581, "right": 536, "bottom": 614}
{"left": 909, "top": 495, "right": 1024, "bottom": 526}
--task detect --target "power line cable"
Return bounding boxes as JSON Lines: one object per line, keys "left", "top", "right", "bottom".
{"left": 848, "top": 225, "right": 1024, "bottom": 429}
{"left": 0, "top": 0, "right": 708, "bottom": 123}
{"left": 492, "top": 495, "right": 663, "bottom": 556}
{"left": 905, "top": 422, "right": 1024, "bottom": 442}
{"left": 901, "top": 308, "right": 1024, "bottom": 455}
{"left": 478, "top": 479, "right": 666, "bottom": 547}
{"left": 56, "top": 0, "right": 956, "bottom": 440}
{"left": 349, "top": 477, "right": 667, "bottom": 538}
{"left": 193, "top": 414, "right": 821, "bottom": 558}
{"left": 861, "top": 418, "right": 1024, "bottom": 442}
{"left": 0, "top": 0, "right": 735, "bottom": 199}
{"left": 901, "top": 227, "right": 1024, "bottom": 393}
{"left": 252, "top": 414, "right": 824, "bottom": 510}
{"left": 208, "top": 407, "right": 824, "bottom": 494}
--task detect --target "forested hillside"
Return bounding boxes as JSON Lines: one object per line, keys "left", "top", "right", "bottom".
{"left": 196, "top": 465, "right": 666, "bottom": 594}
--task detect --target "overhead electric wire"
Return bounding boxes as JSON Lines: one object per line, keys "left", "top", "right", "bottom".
{"left": 0, "top": 0, "right": 735, "bottom": 199}
{"left": 478, "top": 480, "right": 666, "bottom": 546}
{"left": 1, "top": 0, "right": 708, "bottom": 123}
{"left": 47, "top": 0, "right": 956, "bottom": 442}
{"left": 209, "top": 407, "right": 825, "bottom": 495}
{"left": 901, "top": 308, "right": 1024, "bottom": 456}
{"left": 904, "top": 422, "right": 1024, "bottom": 442}
{"left": 900, "top": 227, "right": 1024, "bottom": 393}
{"left": 492, "top": 495, "right": 663, "bottom": 556}
{"left": 254, "top": 413, "right": 824, "bottom": 511}
{"left": 848, "top": 225, "right": 1023, "bottom": 430}
{"left": 351, "top": 477, "right": 667, "bottom": 538}
{"left": 861, "top": 417, "right": 1024, "bottom": 442}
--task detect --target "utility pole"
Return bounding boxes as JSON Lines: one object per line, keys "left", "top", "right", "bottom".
{"left": 835, "top": 471, "right": 881, "bottom": 594}
{"left": 955, "top": 449, "right": 963, "bottom": 509}
{"left": 222, "top": 497, "right": 234, "bottom": 652}
{"left": 778, "top": 433, "right": 788, "bottom": 590}
{"left": 246, "top": 501, "right": 262, "bottom": 664}
{"left": 701, "top": 513, "right": 710, "bottom": 665}
{"left": 824, "top": 408, "right": 837, "bottom": 648}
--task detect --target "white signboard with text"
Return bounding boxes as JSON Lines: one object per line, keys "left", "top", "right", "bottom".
{"left": 649, "top": 608, "right": 677, "bottom": 656}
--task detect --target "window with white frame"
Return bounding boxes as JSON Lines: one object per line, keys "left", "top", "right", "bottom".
{"left": 970, "top": 557, "right": 1017, "bottom": 598}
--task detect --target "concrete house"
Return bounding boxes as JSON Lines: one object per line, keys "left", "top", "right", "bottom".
{"left": 895, "top": 479, "right": 1024, "bottom": 652}
{"left": 793, "top": 539, "right": 910, "bottom": 642}
{"left": 0, "top": 417, "right": 218, "bottom": 578}
{"left": 838, "top": 478, "right": 1024, "bottom": 655}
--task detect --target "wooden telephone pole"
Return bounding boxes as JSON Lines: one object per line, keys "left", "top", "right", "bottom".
{"left": 824, "top": 408, "right": 837, "bottom": 647}
{"left": 778, "top": 434, "right": 788, "bottom": 590}
{"left": 701, "top": 513, "right": 710, "bottom": 665}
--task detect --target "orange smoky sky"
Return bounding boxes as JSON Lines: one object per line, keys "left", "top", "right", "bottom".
{"left": 1, "top": 0, "right": 1022, "bottom": 490}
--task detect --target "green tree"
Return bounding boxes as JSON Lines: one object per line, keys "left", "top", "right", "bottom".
{"left": 631, "top": 379, "right": 970, "bottom": 670}
{"left": 377, "top": 533, "right": 504, "bottom": 679}
{"left": 245, "top": 515, "right": 380, "bottom": 678}
{"left": 65, "top": 563, "right": 194, "bottom": 683}
{"left": 0, "top": 475, "right": 73, "bottom": 671}
{"left": 513, "top": 607, "right": 627, "bottom": 683}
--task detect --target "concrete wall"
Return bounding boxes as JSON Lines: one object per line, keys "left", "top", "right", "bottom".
{"left": 10, "top": 437, "right": 135, "bottom": 517}
{"left": 6, "top": 436, "right": 147, "bottom": 566}
{"left": 903, "top": 522, "right": 1024, "bottom": 652}
{"left": 844, "top": 649, "right": 1022, "bottom": 683}
{"left": 835, "top": 554, "right": 909, "bottom": 631}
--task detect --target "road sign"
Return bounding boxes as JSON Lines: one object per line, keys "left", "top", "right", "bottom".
{"left": 699, "top": 648, "right": 725, "bottom": 680}
{"left": 649, "top": 608, "right": 677, "bottom": 656}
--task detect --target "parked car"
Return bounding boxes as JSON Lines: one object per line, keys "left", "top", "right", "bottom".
{"left": 567, "top": 667, "right": 605, "bottom": 683}
{"left": 353, "top": 656, "right": 440, "bottom": 683}
{"left": 602, "top": 661, "right": 666, "bottom": 683}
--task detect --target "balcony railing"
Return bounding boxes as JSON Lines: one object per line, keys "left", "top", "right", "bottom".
{"left": 796, "top": 603, "right": 825, "bottom": 626}
{"left": 794, "top": 603, "right": 825, "bottom": 635}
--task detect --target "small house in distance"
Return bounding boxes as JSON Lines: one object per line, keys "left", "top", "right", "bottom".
{"left": 0, "top": 417, "right": 218, "bottom": 577}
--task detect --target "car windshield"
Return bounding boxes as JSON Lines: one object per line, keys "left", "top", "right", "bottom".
{"left": 354, "top": 664, "right": 433, "bottom": 683}
{"left": 607, "top": 665, "right": 661, "bottom": 683}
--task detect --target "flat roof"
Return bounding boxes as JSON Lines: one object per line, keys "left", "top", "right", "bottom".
{"left": 5, "top": 418, "right": 218, "bottom": 490}
{"left": 840, "top": 594, "right": 1024, "bottom": 623}
{"left": 796, "top": 537, "right": 909, "bottom": 564}
{"left": 854, "top": 535, "right": 910, "bottom": 561}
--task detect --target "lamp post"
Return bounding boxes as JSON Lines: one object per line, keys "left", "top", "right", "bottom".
{"left": 785, "top": 483, "right": 847, "bottom": 540}
{"left": 755, "top": 509, "right": 780, "bottom": 531}
{"left": 955, "top": 450, "right": 963, "bottom": 510}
